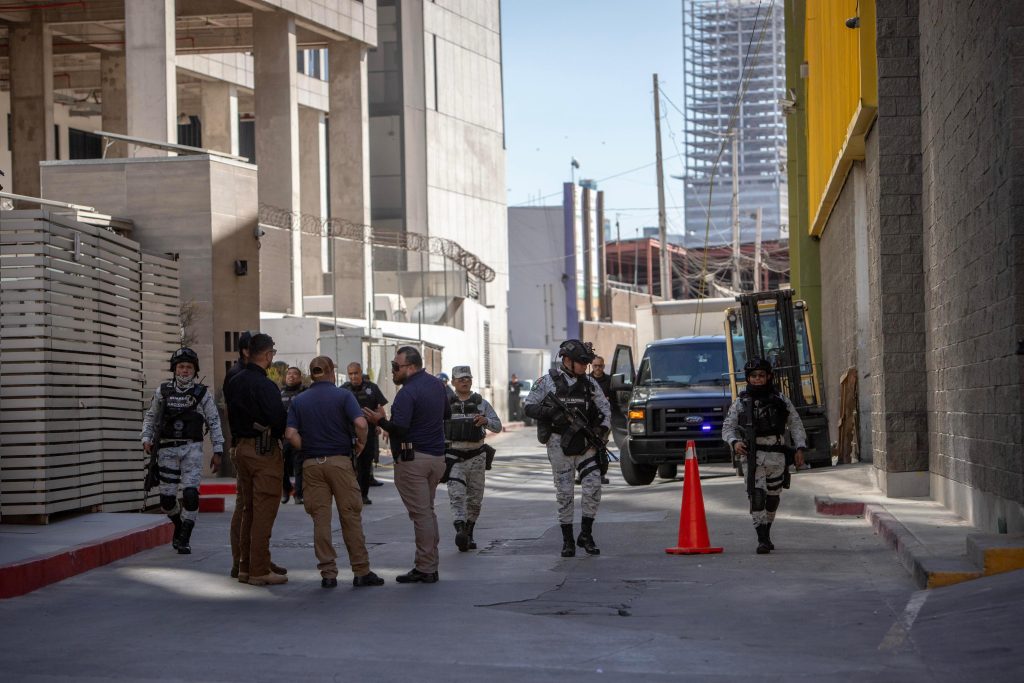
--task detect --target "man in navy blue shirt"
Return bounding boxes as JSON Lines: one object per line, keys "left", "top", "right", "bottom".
{"left": 285, "top": 356, "right": 384, "bottom": 589}
{"left": 363, "top": 346, "right": 450, "bottom": 583}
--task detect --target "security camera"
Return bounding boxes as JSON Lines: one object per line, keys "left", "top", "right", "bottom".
{"left": 845, "top": 16, "right": 860, "bottom": 29}
{"left": 254, "top": 225, "right": 266, "bottom": 239}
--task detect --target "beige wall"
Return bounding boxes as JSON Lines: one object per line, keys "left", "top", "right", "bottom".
{"left": 40, "top": 156, "right": 261, "bottom": 396}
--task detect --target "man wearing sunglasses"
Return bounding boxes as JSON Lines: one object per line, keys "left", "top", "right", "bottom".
{"left": 363, "top": 346, "right": 451, "bottom": 583}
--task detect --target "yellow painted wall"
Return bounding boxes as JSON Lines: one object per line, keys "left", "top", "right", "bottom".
{"left": 805, "top": 0, "right": 877, "bottom": 235}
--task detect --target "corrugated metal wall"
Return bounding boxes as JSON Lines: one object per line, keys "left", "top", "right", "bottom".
{"left": 804, "top": 0, "right": 877, "bottom": 235}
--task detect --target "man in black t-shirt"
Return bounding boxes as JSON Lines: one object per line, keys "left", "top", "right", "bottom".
{"left": 342, "top": 362, "right": 389, "bottom": 504}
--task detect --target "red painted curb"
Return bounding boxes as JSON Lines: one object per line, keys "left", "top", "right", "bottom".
{"left": 198, "top": 497, "right": 226, "bottom": 513}
{"left": 0, "top": 519, "right": 173, "bottom": 599}
{"left": 200, "top": 482, "right": 237, "bottom": 496}
{"left": 815, "top": 496, "right": 866, "bottom": 516}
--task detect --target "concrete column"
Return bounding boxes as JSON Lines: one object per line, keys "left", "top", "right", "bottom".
{"left": 100, "top": 53, "right": 128, "bottom": 157}
{"left": 125, "top": 0, "right": 176, "bottom": 153}
{"left": 328, "top": 40, "right": 372, "bottom": 319}
{"left": 200, "top": 81, "right": 239, "bottom": 156}
{"left": 299, "top": 106, "right": 325, "bottom": 297}
{"left": 10, "top": 12, "right": 53, "bottom": 201}
{"left": 254, "top": 11, "right": 301, "bottom": 316}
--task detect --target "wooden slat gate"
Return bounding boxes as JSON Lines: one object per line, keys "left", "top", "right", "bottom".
{"left": 0, "top": 210, "right": 180, "bottom": 521}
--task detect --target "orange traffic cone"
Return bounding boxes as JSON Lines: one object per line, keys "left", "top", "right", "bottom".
{"left": 665, "top": 441, "right": 723, "bottom": 555}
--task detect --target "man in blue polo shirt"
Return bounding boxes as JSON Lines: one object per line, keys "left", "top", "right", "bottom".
{"left": 363, "top": 346, "right": 450, "bottom": 583}
{"left": 285, "top": 356, "right": 384, "bottom": 589}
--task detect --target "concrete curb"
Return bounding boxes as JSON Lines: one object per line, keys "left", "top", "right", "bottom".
{"left": 815, "top": 495, "right": 985, "bottom": 589}
{"left": 0, "top": 518, "right": 173, "bottom": 599}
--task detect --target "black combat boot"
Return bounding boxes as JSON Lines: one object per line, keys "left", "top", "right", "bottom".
{"left": 755, "top": 524, "right": 771, "bottom": 554}
{"left": 454, "top": 521, "right": 470, "bottom": 552}
{"left": 465, "top": 520, "right": 478, "bottom": 550}
{"left": 177, "top": 519, "right": 195, "bottom": 555}
{"left": 576, "top": 516, "right": 600, "bottom": 555}
{"left": 560, "top": 524, "right": 576, "bottom": 557}
{"left": 766, "top": 522, "right": 775, "bottom": 551}
{"left": 169, "top": 512, "right": 183, "bottom": 550}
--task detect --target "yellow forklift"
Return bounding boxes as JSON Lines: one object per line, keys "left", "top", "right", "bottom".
{"left": 724, "top": 289, "right": 831, "bottom": 469}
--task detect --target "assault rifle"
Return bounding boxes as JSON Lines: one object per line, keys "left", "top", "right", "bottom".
{"left": 539, "top": 392, "right": 618, "bottom": 464}
{"left": 143, "top": 438, "right": 161, "bottom": 493}
{"left": 742, "top": 400, "right": 758, "bottom": 498}
{"left": 741, "top": 398, "right": 793, "bottom": 497}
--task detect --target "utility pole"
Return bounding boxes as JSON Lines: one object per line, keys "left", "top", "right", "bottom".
{"left": 753, "top": 206, "right": 763, "bottom": 292}
{"left": 731, "top": 131, "right": 741, "bottom": 292}
{"left": 653, "top": 73, "right": 671, "bottom": 300}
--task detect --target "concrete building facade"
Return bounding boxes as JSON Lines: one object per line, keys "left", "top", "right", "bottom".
{"left": 366, "top": 0, "right": 508, "bottom": 409}
{"left": 789, "top": 0, "right": 1024, "bottom": 532}
{"left": 1, "top": 0, "right": 509, "bottom": 413}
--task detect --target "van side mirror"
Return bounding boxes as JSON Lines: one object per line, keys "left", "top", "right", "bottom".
{"left": 610, "top": 373, "right": 630, "bottom": 391}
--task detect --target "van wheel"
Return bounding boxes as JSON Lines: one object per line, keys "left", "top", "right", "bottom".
{"left": 619, "top": 442, "right": 656, "bottom": 486}
{"left": 657, "top": 463, "right": 678, "bottom": 479}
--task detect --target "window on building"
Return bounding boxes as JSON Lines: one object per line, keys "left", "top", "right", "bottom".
{"left": 68, "top": 128, "right": 103, "bottom": 159}
{"left": 177, "top": 115, "right": 201, "bottom": 148}
{"left": 238, "top": 118, "right": 255, "bottom": 163}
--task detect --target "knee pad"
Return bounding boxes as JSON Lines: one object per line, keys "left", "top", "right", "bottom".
{"left": 182, "top": 487, "right": 200, "bottom": 512}
{"left": 160, "top": 494, "right": 178, "bottom": 514}
{"left": 766, "top": 495, "right": 780, "bottom": 513}
{"left": 749, "top": 489, "right": 767, "bottom": 513}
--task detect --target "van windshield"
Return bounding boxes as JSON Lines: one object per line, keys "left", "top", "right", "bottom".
{"left": 637, "top": 342, "right": 729, "bottom": 387}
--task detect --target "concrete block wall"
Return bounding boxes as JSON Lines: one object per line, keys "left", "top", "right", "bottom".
{"left": 863, "top": 0, "right": 929, "bottom": 496}
{"left": 818, "top": 179, "right": 858, "bottom": 446}
{"left": 918, "top": 0, "right": 1024, "bottom": 531}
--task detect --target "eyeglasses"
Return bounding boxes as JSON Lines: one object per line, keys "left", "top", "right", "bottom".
{"left": 592, "top": 364, "right": 605, "bottom": 368}
{"left": 391, "top": 362, "right": 412, "bottom": 372}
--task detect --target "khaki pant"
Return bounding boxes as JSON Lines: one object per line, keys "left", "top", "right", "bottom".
{"left": 235, "top": 438, "right": 283, "bottom": 577}
{"left": 229, "top": 448, "right": 251, "bottom": 566}
{"left": 302, "top": 455, "right": 370, "bottom": 578}
{"left": 394, "top": 453, "right": 446, "bottom": 573}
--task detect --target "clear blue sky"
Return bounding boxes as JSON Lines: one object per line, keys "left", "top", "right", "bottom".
{"left": 501, "top": 1, "right": 686, "bottom": 239}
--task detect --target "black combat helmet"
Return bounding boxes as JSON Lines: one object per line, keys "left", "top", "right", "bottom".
{"left": 170, "top": 347, "right": 200, "bottom": 373}
{"left": 743, "top": 356, "right": 773, "bottom": 380}
{"left": 559, "top": 339, "right": 596, "bottom": 364}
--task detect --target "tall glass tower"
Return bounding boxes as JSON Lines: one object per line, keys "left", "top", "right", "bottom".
{"left": 681, "top": 0, "right": 787, "bottom": 248}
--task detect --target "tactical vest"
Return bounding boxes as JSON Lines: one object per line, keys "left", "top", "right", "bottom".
{"left": 280, "top": 384, "right": 304, "bottom": 413}
{"left": 159, "top": 382, "right": 208, "bottom": 442}
{"left": 343, "top": 381, "right": 380, "bottom": 410}
{"left": 738, "top": 391, "right": 789, "bottom": 438}
{"left": 444, "top": 392, "right": 486, "bottom": 443}
{"left": 551, "top": 369, "right": 601, "bottom": 456}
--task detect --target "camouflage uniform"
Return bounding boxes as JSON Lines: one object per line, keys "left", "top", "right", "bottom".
{"left": 722, "top": 391, "right": 806, "bottom": 551}
{"left": 141, "top": 382, "right": 224, "bottom": 525}
{"left": 524, "top": 368, "right": 611, "bottom": 525}
{"left": 446, "top": 395, "right": 502, "bottom": 527}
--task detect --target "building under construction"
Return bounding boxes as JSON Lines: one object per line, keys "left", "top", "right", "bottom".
{"left": 681, "top": 0, "right": 788, "bottom": 249}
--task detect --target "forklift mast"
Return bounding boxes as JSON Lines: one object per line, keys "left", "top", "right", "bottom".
{"left": 736, "top": 289, "right": 807, "bottom": 408}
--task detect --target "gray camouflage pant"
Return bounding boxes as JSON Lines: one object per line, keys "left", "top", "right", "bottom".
{"left": 741, "top": 451, "right": 786, "bottom": 526}
{"left": 158, "top": 442, "right": 204, "bottom": 522}
{"left": 446, "top": 452, "right": 486, "bottom": 523}
{"left": 547, "top": 440, "right": 601, "bottom": 524}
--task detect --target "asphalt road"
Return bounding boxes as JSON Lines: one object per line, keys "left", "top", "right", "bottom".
{"left": 1, "top": 429, "right": 1020, "bottom": 681}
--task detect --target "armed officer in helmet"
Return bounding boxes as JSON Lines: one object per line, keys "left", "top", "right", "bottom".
{"left": 443, "top": 365, "right": 502, "bottom": 552}
{"left": 722, "top": 357, "right": 807, "bottom": 554}
{"left": 523, "top": 340, "right": 611, "bottom": 557}
{"left": 141, "top": 348, "right": 225, "bottom": 554}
